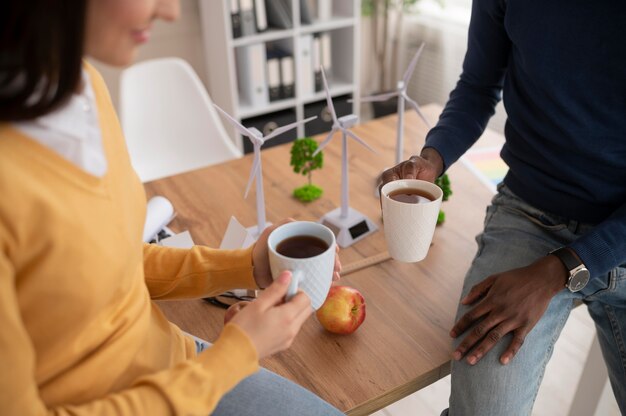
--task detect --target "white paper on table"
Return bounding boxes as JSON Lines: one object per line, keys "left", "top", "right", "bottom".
{"left": 158, "top": 230, "right": 195, "bottom": 249}
{"left": 220, "top": 216, "right": 256, "bottom": 249}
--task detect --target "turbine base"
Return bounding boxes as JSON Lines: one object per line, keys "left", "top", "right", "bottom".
{"left": 319, "top": 207, "right": 378, "bottom": 248}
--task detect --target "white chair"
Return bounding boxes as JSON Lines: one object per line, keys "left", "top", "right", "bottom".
{"left": 120, "top": 58, "right": 242, "bottom": 182}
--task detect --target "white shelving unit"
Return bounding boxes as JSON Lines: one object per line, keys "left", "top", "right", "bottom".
{"left": 200, "top": 0, "right": 361, "bottom": 152}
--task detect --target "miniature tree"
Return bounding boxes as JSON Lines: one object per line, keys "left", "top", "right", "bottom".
{"left": 290, "top": 137, "right": 324, "bottom": 202}
{"left": 435, "top": 173, "right": 452, "bottom": 225}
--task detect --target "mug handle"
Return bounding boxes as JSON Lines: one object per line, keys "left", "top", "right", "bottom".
{"left": 285, "top": 270, "right": 301, "bottom": 301}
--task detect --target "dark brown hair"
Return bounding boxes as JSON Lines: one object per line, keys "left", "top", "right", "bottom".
{"left": 0, "top": 1, "right": 87, "bottom": 121}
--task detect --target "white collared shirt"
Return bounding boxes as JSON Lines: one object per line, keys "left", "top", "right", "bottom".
{"left": 13, "top": 70, "right": 108, "bottom": 177}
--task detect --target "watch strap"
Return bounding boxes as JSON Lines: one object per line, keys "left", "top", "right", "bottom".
{"left": 549, "top": 247, "right": 581, "bottom": 273}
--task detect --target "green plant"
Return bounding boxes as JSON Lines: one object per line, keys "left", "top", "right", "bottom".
{"left": 290, "top": 138, "right": 324, "bottom": 202}
{"left": 435, "top": 173, "right": 452, "bottom": 224}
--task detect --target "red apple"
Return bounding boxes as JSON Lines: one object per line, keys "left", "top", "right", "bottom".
{"left": 316, "top": 285, "right": 366, "bottom": 334}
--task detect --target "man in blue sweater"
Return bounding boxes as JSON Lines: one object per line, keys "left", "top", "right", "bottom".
{"left": 382, "top": 0, "right": 625, "bottom": 414}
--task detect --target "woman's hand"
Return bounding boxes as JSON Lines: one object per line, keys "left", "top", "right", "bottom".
{"left": 252, "top": 220, "right": 342, "bottom": 289}
{"left": 229, "top": 271, "right": 312, "bottom": 359}
{"left": 380, "top": 148, "right": 444, "bottom": 187}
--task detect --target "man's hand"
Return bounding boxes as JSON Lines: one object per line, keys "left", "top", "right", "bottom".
{"left": 450, "top": 255, "right": 568, "bottom": 365}
{"left": 380, "top": 147, "right": 445, "bottom": 186}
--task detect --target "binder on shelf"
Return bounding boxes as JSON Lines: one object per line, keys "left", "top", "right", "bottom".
{"left": 317, "top": 0, "right": 332, "bottom": 21}
{"left": 267, "top": 58, "right": 281, "bottom": 102}
{"left": 305, "top": 0, "right": 317, "bottom": 20}
{"left": 254, "top": 0, "right": 267, "bottom": 32}
{"left": 280, "top": 56, "right": 295, "bottom": 99}
{"left": 236, "top": 44, "right": 268, "bottom": 108}
{"left": 321, "top": 32, "right": 332, "bottom": 74}
{"left": 240, "top": 0, "right": 257, "bottom": 36}
{"left": 230, "top": 0, "right": 242, "bottom": 38}
{"left": 265, "top": 0, "right": 292, "bottom": 29}
{"left": 313, "top": 35, "right": 323, "bottom": 92}
{"left": 299, "top": 34, "right": 314, "bottom": 96}
{"left": 300, "top": 0, "right": 313, "bottom": 24}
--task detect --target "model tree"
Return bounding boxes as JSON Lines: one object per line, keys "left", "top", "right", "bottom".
{"left": 435, "top": 173, "right": 452, "bottom": 225}
{"left": 290, "top": 137, "right": 324, "bottom": 202}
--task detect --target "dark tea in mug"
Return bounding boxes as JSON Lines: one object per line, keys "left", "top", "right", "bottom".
{"left": 388, "top": 188, "right": 436, "bottom": 204}
{"left": 276, "top": 235, "right": 329, "bottom": 259}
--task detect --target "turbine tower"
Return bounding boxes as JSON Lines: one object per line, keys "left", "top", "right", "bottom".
{"left": 215, "top": 104, "right": 315, "bottom": 239}
{"left": 313, "top": 69, "right": 378, "bottom": 247}
{"left": 359, "top": 43, "right": 430, "bottom": 164}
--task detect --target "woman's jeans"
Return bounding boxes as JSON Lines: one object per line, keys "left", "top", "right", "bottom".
{"left": 443, "top": 184, "right": 626, "bottom": 415}
{"left": 191, "top": 337, "right": 344, "bottom": 416}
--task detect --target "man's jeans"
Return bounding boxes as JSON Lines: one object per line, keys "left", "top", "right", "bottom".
{"left": 443, "top": 184, "right": 626, "bottom": 415}
{"left": 191, "top": 336, "right": 344, "bottom": 416}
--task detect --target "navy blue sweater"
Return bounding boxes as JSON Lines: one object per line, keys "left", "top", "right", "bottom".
{"left": 424, "top": 0, "right": 626, "bottom": 280}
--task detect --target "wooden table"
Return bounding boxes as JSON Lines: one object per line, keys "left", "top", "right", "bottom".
{"left": 145, "top": 104, "right": 502, "bottom": 415}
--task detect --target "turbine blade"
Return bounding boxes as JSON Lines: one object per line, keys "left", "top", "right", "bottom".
{"left": 321, "top": 68, "right": 339, "bottom": 125}
{"left": 312, "top": 129, "right": 336, "bottom": 157}
{"left": 263, "top": 116, "right": 317, "bottom": 141}
{"left": 214, "top": 104, "right": 254, "bottom": 137}
{"left": 346, "top": 129, "right": 377, "bottom": 154}
{"left": 244, "top": 151, "right": 261, "bottom": 199}
{"left": 402, "top": 42, "right": 425, "bottom": 86}
{"left": 358, "top": 91, "right": 399, "bottom": 102}
{"left": 404, "top": 95, "right": 432, "bottom": 128}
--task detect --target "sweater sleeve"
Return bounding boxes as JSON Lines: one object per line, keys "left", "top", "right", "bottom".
{"left": 424, "top": 0, "right": 510, "bottom": 171}
{"left": 569, "top": 202, "right": 626, "bottom": 279}
{"left": 142, "top": 243, "right": 259, "bottom": 300}
{"left": 0, "top": 226, "right": 260, "bottom": 415}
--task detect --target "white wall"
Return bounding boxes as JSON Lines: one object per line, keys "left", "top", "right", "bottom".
{"left": 91, "top": 0, "right": 207, "bottom": 111}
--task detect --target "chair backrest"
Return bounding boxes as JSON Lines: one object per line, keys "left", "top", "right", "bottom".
{"left": 120, "top": 58, "right": 242, "bottom": 182}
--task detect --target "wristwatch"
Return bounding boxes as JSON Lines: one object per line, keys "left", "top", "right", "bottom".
{"left": 549, "top": 247, "right": 590, "bottom": 292}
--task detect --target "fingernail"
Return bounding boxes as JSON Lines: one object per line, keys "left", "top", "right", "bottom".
{"left": 449, "top": 330, "right": 457, "bottom": 338}
{"left": 467, "top": 356, "right": 476, "bottom": 365}
{"left": 452, "top": 351, "right": 461, "bottom": 361}
{"left": 502, "top": 356, "right": 510, "bottom": 365}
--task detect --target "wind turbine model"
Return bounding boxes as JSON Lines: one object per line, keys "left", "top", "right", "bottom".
{"left": 359, "top": 43, "right": 430, "bottom": 165}
{"left": 313, "top": 69, "right": 378, "bottom": 248}
{"left": 214, "top": 104, "right": 316, "bottom": 247}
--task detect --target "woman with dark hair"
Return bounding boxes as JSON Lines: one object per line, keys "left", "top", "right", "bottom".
{"left": 0, "top": 1, "right": 343, "bottom": 415}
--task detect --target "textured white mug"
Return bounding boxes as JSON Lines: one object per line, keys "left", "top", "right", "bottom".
{"left": 268, "top": 221, "right": 336, "bottom": 310}
{"left": 381, "top": 179, "right": 443, "bottom": 262}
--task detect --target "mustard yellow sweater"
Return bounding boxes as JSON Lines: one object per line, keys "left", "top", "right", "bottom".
{"left": 0, "top": 63, "right": 260, "bottom": 415}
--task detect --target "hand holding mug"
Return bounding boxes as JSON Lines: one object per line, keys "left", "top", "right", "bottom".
{"left": 229, "top": 271, "right": 312, "bottom": 359}
{"left": 381, "top": 148, "right": 444, "bottom": 187}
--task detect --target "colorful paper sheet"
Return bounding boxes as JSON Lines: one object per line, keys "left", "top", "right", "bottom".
{"left": 461, "top": 146, "right": 509, "bottom": 194}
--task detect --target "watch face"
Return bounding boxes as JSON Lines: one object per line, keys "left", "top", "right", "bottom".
{"left": 569, "top": 269, "right": 591, "bottom": 292}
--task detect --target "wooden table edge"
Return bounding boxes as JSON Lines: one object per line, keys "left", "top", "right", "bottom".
{"left": 346, "top": 361, "right": 452, "bottom": 415}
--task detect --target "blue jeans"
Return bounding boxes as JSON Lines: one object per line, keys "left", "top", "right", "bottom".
{"left": 192, "top": 337, "right": 344, "bottom": 416}
{"left": 443, "top": 184, "right": 626, "bottom": 415}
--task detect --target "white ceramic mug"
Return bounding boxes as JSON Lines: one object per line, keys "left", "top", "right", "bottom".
{"left": 267, "top": 221, "right": 336, "bottom": 310}
{"left": 380, "top": 179, "right": 443, "bottom": 262}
